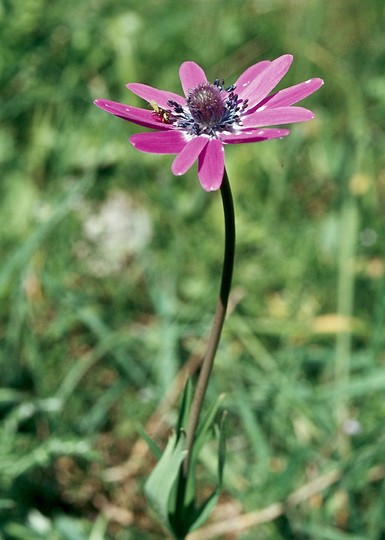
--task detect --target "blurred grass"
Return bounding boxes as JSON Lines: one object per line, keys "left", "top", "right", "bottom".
{"left": 1, "top": 0, "right": 385, "bottom": 538}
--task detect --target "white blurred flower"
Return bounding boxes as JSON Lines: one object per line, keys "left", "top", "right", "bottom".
{"left": 360, "top": 228, "right": 377, "bottom": 247}
{"left": 342, "top": 418, "right": 362, "bottom": 436}
{"left": 76, "top": 190, "right": 152, "bottom": 276}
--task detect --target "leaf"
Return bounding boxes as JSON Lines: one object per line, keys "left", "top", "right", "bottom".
{"left": 145, "top": 391, "right": 227, "bottom": 538}
{"left": 188, "top": 410, "right": 227, "bottom": 533}
{"left": 217, "top": 410, "right": 227, "bottom": 486}
{"left": 176, "top": 378, "right": 194, "bottom": 435}
{"left": 144, "top": 430, "right": 187, "bottom": 528}
{"left": 137, "top": 424, "right": 162, "bottom": 460}
{"left": 176, "top": 392, "right": 225, "bottom": 518}
{"left": 190, "top": 393, "right": 225, "bottom": 473}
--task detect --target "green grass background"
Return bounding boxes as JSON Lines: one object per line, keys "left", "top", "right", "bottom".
{"left": 1, "top": 0, "right": 385, "bottom": 538}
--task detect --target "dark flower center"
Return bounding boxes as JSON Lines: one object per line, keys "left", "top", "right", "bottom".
{"left": 187, "top": 83, "right": 225, "bottom": 126}
{"left": 167, "top": 79, "right": 248, "bottom": 137}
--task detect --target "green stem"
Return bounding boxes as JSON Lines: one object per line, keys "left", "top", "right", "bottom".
{"left": 184, "top": 168, "right": 235, "bottom": 473}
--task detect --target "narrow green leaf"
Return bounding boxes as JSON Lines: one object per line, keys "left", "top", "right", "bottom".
{"left": 189, "top": 490, "right": 220, "bottom": 533}
{"left": 191, "top": 393, "right": 225, "bottom": 465}
{"left": 176, "top": 378, "right": 193, "bottom": 434}
{"left": 137, "top": 424, "right": 162, "bottom": 460}
{"left": 217, "top": 410, "right": 227, "bottom": 487}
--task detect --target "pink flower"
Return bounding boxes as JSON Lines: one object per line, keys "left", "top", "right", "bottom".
{"left": 95, "top": 55, "right": 323, "bottom": 191}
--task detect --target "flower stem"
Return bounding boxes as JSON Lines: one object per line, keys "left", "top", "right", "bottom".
{"left": 184, "top": 167, "right": 235, "bottom": 473}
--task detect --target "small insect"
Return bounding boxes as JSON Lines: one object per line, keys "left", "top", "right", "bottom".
{"left": 150, "top": 100, "right": 173, "bottom": 124}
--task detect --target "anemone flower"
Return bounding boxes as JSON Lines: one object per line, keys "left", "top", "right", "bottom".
{"left": 95, "top": 54, "right": 323, "bottom": 191}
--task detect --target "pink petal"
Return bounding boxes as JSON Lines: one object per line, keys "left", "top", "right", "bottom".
{"left": 257, "top": 78, "right": 324, "bottom": 108}
{"left": 239, "top": 54, "right": 293, "bottom": 107}
{"left": 126, "top": 83, "right": 185, "bottom": 108}
{"left": 197, "top": 138, "right": 225, "bottom": 191}
{"left": 221, "top": 128, "right": 290, "bottom": 144}
{"left": 242, "top": 106, "right": 315, "bottom": 127}
{"left": 179, "top": 61, "right": 207, "bottom": 96}
{"left": 130, "top": 130, "right": 187, "bottom": 154}
{"left": 94, "top": 99, "right": 170, "bottom": 130}
{"left": 171, "top": 136, "right": 208, "bottom": 176}
{"left": 234, "top": 60, "right": 271, "bottom": 93}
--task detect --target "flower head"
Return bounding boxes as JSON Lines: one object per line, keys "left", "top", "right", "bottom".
{"left": 95, "top": 55, "right": 323, "bottom": 191}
